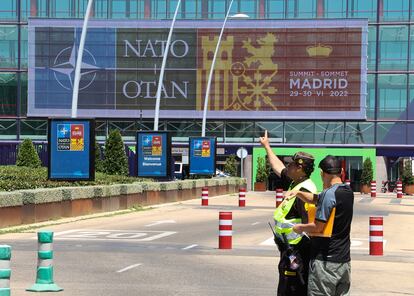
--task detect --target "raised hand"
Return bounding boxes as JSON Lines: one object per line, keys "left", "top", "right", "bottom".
{"left": 259, "top": 130, "right": 270, "bottom": 148}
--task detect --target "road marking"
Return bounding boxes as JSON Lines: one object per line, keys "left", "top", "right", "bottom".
{"left": 182, "top": 244, "right": 198, "bottom": 250}
{"left": 53, "top": 230, "right": 177, "bottom": 242}
{"left": 116, "top": 263, "right": 142, "bottom": 273}
{"left": 260, "top": 237, "right": 275, "bottom": 246}
{"left": 145, "top": 220, "right": 176, "bottom": 227}
{"left": 251, "top": 222, "right": 261, "bottom": 226}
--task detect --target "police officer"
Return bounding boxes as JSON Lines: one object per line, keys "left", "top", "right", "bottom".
{"left": 260, "top": 130, "right": 317, "bottom": 296}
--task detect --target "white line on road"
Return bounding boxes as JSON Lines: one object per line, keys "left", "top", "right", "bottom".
{"left": 145, "top": 220, "right": 176, "bottom": 227}
{"left": 251, "top": 222, "right": 261, "bottom": 226}
{"left": 182, "top": 244, "right": 198, "bottom": 250}
{"left": 116, "top": 263, "right": 142, "bottom": 273}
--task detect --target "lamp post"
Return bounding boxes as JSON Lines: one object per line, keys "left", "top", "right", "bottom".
{"left": 154, "top": 0, "right": 182, "bottom": 131}
{"left": 71, "top": 0, "right": 94, "bottom": 119}
{"left": 201, "top": 4, "right": 249, "bottom": 137}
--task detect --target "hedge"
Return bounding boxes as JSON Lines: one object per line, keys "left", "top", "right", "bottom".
{"left": 0, "top": 177, "right": 246, "bottom": 208}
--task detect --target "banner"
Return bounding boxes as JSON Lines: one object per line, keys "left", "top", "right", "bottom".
{"left": 48, "top": 119, "right": 94, "bottom": 180}
{"left": 29, "top": 19, "right": 367, "bottom": 119}
{"left": 137, "top": 132, "right": 170, "bottom": 178}
{"left": 189, "top": 137, "right": 216, "bottom": 175}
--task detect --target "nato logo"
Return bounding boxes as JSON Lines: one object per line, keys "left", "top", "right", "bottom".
{"left": 143, "top": 136, "right": 152, "bottom": 147}
{"left": 57, "top": 124, "right": 70, "bottom": 139}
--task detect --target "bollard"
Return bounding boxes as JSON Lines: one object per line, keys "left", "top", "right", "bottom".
{"left": 201, "top": 187, "right": 209, "bottom": 206}
{"left": 369, "top": 217, "right": 383, "bottom": 256}
{"left": 0, "top": 245, "right": 11, "bottom": 296}
{"left": 276, "top": 188, "right": 284, "bottom": 208}
{"left": 219, "top": 212, "right": 232, "bottom": 249}
{"left": 397, "top": 180, "right": 403, "bottom": 198}
{"left": 345, "top": 179, "right": 351, "bottom": 186}
{"left": 371, "top": 181, "right": 376, "bottom": 198}
{"left": 239, "top": 188, "right": 246, "bottom": 207}
{"left": 27, "top": 231, "right": 63, "bottom": 292}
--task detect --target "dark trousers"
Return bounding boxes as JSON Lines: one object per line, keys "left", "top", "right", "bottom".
{"left": 277, "top": 239, "right": 310, "bottom": 296}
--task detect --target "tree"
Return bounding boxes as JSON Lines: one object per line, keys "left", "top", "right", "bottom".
{"left": 224, "top": 154, "right": 238, "bottom": 176}
{"left": 103, "top": 130, "right": 129, "bottom": 176}
{"left": 402, "top": 160, "right": 414, "bottom": 186}
{"left": 256, "top": 156, "right": 269, "bottom": 183}
{"left": 16, "top": 139, "right": 42, "bottom": 168}
{"left": 360, "top": 157, "right": 373, "bottom": 186}
{"left": 95, "top": 140, "right": 104, "bottom": 173}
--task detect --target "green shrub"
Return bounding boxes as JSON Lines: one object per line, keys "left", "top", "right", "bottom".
{"left": 256, "top": 156, "right": 269, "bottom": 183}
{"left": 16, "top": 139, "right": 42, "bottom": 168}
{"left": 402, "top": 160, "right": 414, "bottom": 186}
{"left": 224, "top": 154, "right": 238, "bottom": 176}
{"left": 360, "top": 158, "right": 373, "bottom": 186}
{"left": 95, "top": 140, "right": 104, "bottom": 173}
{"left": 103, "top": 130, "right": 129, "bottom": 176}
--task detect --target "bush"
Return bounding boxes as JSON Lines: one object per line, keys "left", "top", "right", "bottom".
{"left": 224, "top": 155, "right": 238, "bottom": 176}
{"left": 360, "top": 158, "right": 373, "bottom": 186}
{"left": 103, "top": 130, "right": 129, "bottom": 176}
{"left": 16, "top": 139, "right": 42, "bottom": 168}
{"left": 402, "top": 160, "right": 414, "bottom": 186}
{"left": 256, "top": 156, "right": 269, "bottom": 183}
{"left": 95, "top": 140, "right": 104, "bottom": 173}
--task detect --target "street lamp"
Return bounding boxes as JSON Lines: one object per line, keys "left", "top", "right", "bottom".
{"left": 201, "top": 6, "right": 249, "bottom": 136}
{"left": 154, "top": 0, "right": 182, "bottom": 131}
{"left": 71, "top": 0, "right": 94, "bottom": 119}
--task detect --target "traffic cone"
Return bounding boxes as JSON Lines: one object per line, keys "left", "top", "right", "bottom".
{"left": 26, "top": 231, "right": 63, "bottom": 292}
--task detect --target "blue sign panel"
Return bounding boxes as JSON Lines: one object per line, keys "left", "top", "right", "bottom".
{"left": 137, "top": 132, "right": 170, "bottom": 178}
{"left": 189, "top": 137, "right": 216, "bottom": 175}
{"left": 48, "top": 119, "right": 95, "bottom": 181}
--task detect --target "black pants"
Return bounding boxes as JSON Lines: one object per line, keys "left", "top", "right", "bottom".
{"left": 277, "top": 239, "right": 310, "bottom": 296}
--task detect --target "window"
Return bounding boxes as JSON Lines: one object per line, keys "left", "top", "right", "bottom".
{"left": 208, "top": 0, "right": 226, "bottom": 19}
{"left": 377, "top": 122, "right": 407, "bottom": 145}
{"left": 348, "top": 0, "right": 377, "bottom": 21}
{"left": 287, "top": 0, "right": 316, "bottom": 19}
{"left": 324, "top": 0, "right": 347, "bottom": 18}
{"left": 20, "top": 120, "right": 48, "bottom": 140}
{"left": 21, "top": 26, "right": 28, "bottom": 69}
{"left": 380, "top": 0, "right": 409, "bottom": 22}
{"left": 265, "top": 0, "right": 285, "bottom": 19}
{"left": 367, "top": 74, "right": 376, "bottom": 119}
{"left": 225, "top": 121, "right": 255, "bottom": 143}
{"left": 314, "top": 122, "right": 344, "bottom": 144}
{"left": 255, "top": 122, "right": 283, "bottom": 143}
{"left": 409, "top": 25, "right": 414, "bottom": 70}
{"left": 0, "top": 73, "right": 17, "bottom": 116}
{"left": 180, "top": 0, "right": 201, "bottom": 19}
{"left": 367, "top": 26, "right": 376, "bottom": 71}
{"left": 345, "top": 122, "right": 375, "bottom": 144}
{"left": 235, "top": 0, "right": 257, "bottom": 18}
{"left": 0, "top": 26, "right": 18, "bottom": 68}
{"left": 377, "top": 74, "right": 407, "bottom": 120}
{"left": 407, "top": 74, "right": 414, "bottom": 119}
{"left": 285, "top": 122, "right": 314, "bottom": 144}
{"left": 378, "top": 26, "right": 408, "bottom": 71}
{"left": 20, "top": 72, "right": 27, "bottom": 116}
{"left": 0, "top": 0, "right": 17, "bottom": 20}
{"left": 0, "top": 119, "right": 17, "bottom": 140}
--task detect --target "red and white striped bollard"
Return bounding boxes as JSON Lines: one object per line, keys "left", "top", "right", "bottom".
{"left": 276, "top": 188, "right": 284, "bottom": 208}
{"left": 219, "top": 212, "right": 232, "bottom": 249}
{"left": 369, "top": 217, "right": 383, "bottom": 256}
{"left": 239, "top": 188, "right": 246, "bottom": 207}
{"left": 201, "top": 187, "right": 209, "bottom": 206}
{"left": 397, "top": 181, "right": 403, "bottom": 198}
{"left": 371, "top": 181, "right": 376, "bottom": 198}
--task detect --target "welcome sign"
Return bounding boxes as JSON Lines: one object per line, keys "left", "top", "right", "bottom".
{"left": 28, "top": 19, "right": 367, "bottom": 119}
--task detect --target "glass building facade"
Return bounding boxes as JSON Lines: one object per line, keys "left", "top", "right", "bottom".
{"left": 1, "top": 0, "right": 414, "bottom": 152}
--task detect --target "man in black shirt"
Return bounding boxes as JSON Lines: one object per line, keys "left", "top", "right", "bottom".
{"left": 286, "top": 155, "right": 354, "bottom": 296}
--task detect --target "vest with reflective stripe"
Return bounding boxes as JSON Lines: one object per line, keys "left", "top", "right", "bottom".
{"left": 273, "top": 178, "right": 317, "bottom": 245}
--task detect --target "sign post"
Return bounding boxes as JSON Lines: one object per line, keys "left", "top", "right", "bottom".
{"left": 48, "top": 119, "right": 95, "bottom": 181}
{"left": 189, "top": 137, "right": 217, "bottom": 176}
{"left": 236, "top": 147, "right": 248, "bottom": 179}
{"left": 136, "top": 131, "right": 171, "bottom": 179}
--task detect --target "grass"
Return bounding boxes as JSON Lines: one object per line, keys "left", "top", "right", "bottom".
{"left": 0, "top": 166, "right": 151, "bottom": 192}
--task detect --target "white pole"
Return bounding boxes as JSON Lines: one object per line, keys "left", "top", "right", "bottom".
{"left": 201, "top": 0, "right": 235, "bottom": 137}
{"left": 71, "top": 0, "right": 94, "bottom": 119}
{"left": 154, "top": 0, "right": 182, "bottom": 131}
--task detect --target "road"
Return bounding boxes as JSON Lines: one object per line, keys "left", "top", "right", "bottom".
{"left": 1, "top": 191, "right": 414, "bottom": 296}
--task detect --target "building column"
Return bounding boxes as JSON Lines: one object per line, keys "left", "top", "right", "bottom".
{"left": 30, "top": 0, "right": 37, "bottom": 17}
{"left": 144, "top": 0, "right": 151, "bottom": 19}
{"left": 317, "top": 0, "right": 324, "bottom": 18}
{"left": 259, "top": 0, "right": 265, "bottom": 18}
{"left": 378, "top": 0, "right": 384, "bottom": 18}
